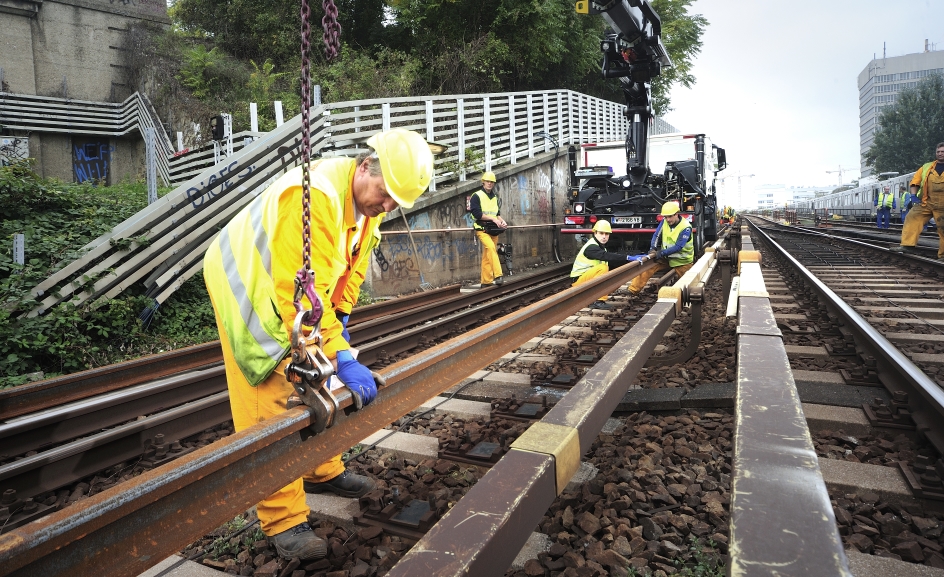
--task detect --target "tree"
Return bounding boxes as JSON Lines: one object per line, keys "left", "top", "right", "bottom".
{"left": 650, "top": 0, "right": 707, "bottom": 115}
{"left": 865, "top": 74, "right": 944, "bottom": 174}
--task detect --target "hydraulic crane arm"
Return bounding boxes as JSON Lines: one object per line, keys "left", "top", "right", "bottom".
{"left": 576, "top": 0, "right": 672, "bottom": 184}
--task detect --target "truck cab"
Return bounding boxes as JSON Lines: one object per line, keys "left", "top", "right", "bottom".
{"left": 561, "top": 133, "right": 727, "bottom": 255}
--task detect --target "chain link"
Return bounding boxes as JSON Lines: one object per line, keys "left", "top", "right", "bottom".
{"left": 322, "top": 0, "right": 341, "bottom": 61}
{"left": 300, "top": 0, "right": 312, "bottom": 274}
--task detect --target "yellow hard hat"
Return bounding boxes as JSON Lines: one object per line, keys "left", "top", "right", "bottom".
{"left": 661, "top": 201, "right": 681, "bottom": 216}
{"left": 482, "top": 171, "right": 496, "bottom": 182}
{"left": 366, "top": 129, "right": 434, "bottom": 209}
{"left": 592, "top": 220, "right": 612, "bottom": 234}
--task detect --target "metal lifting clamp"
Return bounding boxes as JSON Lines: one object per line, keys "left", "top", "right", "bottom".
{"left": 286, "top": 268, "right": 340, "bottom": 434}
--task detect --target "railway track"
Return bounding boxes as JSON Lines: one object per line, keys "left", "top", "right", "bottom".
{"left": 9, "top": 224, "right": 932, "bottom": 576}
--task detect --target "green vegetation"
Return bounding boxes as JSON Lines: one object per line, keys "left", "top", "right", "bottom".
{"left": 0, "top": 161, "right": 218, "bottom": 388}
{"left": 865, "top": 73, "right": 944, "bottom": 175}
{"left": 136, "top": 0, "right": 707, "bottom": 137}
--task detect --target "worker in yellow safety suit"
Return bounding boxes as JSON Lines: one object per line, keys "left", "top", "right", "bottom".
{"left": 203, "top": 129, "right": 434, "bottom": 561}
{"left": 570, "top": 220, "right": 634, "bottom": 309}
{"left": 470, "top": 171, "right": 507, "bottom": 286}
{"left": 891, "top": 142, "right": 944, "bottom": 257}
{"left": 628, "top": 201, "right": 695, "bottom": 294}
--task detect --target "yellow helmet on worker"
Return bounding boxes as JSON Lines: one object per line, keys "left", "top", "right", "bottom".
{"left": 366, "top": 128, "right": 434, "bottom": 209}
{"left": 661, "top": 201, "right": 681, "bottom": 216}
{"left": 482, "top": 171, "right": 496, "bottom": 182}
{"left": 592, "top": 220, "right": 612, "bottom": 234}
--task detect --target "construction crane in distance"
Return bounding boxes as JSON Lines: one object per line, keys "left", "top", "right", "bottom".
{"left": 826, "top": 165, "right": 855, "bottom": 188}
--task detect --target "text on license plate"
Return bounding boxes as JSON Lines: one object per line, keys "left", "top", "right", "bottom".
{"left": 613, "top": 217, "right": 642, "bottom": 224}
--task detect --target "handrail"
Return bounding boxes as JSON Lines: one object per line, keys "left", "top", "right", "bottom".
{"left": 24, "top": 88, "right": 636, "bottom": 315}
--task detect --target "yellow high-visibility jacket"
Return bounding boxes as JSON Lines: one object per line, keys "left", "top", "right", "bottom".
{"left": 204, "top": 158, "right": 381, "bottom": 386}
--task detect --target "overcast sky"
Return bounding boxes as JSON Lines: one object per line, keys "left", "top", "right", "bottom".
{"left": 661, "top": 0, "right": 943, "bottom": 206}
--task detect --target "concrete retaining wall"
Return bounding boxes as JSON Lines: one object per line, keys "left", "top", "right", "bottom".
{"left": 371, "top": 152, "right": 584, "bottom": 296}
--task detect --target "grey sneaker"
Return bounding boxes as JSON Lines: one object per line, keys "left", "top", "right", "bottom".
{"left": 889, "top": 245, "right": 916, "bottom": 253}
{"left": 270, "top": 522, "right": 327, "bottom": 560}
{"left": 494, "top": 276, "right": 504, "bottom": 286}
{"left": 303, "top": 470, "right": 376, "bottom": 498}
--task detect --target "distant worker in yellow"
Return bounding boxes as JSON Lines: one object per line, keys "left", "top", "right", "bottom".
{"left": 891, "top": 142, "right": 944, "bottom": 257}
{"left": 470, "top": 171, "right": 507, "bottom": 286}
{"left": 628, "top": 201, "right": 695, "bottom": 294}
{"left": 203, "top": 129, "right": 434, "bottom": 561}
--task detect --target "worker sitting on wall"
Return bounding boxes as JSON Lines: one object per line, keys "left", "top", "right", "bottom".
{"left": 627, "top": 201, "right": 694, "bottom": 294}
{"left": 570, "top": 220, "right": 634, "bottom": 310}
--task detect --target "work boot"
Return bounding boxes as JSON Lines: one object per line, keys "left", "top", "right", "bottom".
{"left": 270, "top": 522, "right": 327, "bottom": 560}
{"left": 588, "top": 301, "right": 611, "bottom": 310}
{"left": 888, "top": 245, "right": 917, "bottom": 254}
{"left": 494, "top": 276, "right": 504, "bottom": 286}
{"left": 304, "top": 470, "right": 375, "bottom": 498}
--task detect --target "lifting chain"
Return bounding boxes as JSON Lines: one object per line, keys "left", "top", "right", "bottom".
{"left": 286, "top": 0, "right": 338, "bottom": 434}
{"left": 322, "top": 0, "right": 341, "bottom": 61}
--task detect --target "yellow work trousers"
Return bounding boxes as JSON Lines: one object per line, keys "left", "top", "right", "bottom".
{"left": 628, "top": 261, "right": 693, "bottom": 294}
{"left": 900, "top": 198, "right": 944, "bottom": 258}
{"left": 571, "top": 263, "right": 610, "bottom": 301}
{"left": 212, "top": 299, "right": 344, "bottom": 536}
{"left": 476, "top": 230, "right": 503, "bottom": 284}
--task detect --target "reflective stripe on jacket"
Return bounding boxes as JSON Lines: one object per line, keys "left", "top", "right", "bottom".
{"left": 204, "top": 158, "right": 380, "bottom": 386}
{"left": 912, "top": 161, "right": 937, "bottom": 199}
{"left": 571, "top": 237, "right": 604, "bottom": 278}
{"left": 661, "top": 218, "right": 694, "bottom": 268}
{"left": 472, "top": 189, "right": 500, "bottom": 230}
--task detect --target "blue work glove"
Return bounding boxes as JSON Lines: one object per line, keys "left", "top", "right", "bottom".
{"left": 336, "top": 349, "right": 377, "bottom": 407}
{"left": 627, "top": 255, "right": 644, "bottom": 262}
{"left": 336, "top": 310, "right": 351, "bottom": 342}
{"left": 907, "top": 194, "right": 920, "bottom": 210}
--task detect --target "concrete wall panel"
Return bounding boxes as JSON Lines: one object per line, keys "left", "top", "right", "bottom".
{"left": 372, "top": 154, "right": 581, "bottom": 296}
{"left": 0, "top": 13, "right": 37, "bottom": 94}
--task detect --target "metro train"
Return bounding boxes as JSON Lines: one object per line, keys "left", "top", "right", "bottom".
{"left": 788, "top": 172, "right": 916, "bottom": 221}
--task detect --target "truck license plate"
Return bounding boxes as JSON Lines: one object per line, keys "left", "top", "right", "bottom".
{"left": 613, "top": 217, "right": 642, "bottom": 224}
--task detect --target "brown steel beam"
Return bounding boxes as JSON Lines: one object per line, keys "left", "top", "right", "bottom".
{"left": 0, "top": 342, "right": 223, "bottom": 420}
{"left": 0, "top": 261, "right": 650, "bottom": 577}
{"left": 387, "top": 301, "right": 676, "bottom": 576}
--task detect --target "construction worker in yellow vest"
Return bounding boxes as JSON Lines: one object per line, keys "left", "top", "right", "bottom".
{"left": 470, "top": 171, "right": 507, "bottom": 286}
{"left": 570, "top": 220, "right": 634, "bottom": 309}
{"left": 876, "top": 186, "right": 894, "bottom": 229}
{"left": 892, "top": 142, "right": 944, "bottom": 257}
{"left": 628, "top": 201, "right": 695, "bottom": 294}
{"left": 203, "top": 129, "right": 434, "bottom": 561}
{"left": 900, "top": 184, "right": 912, "bottom": 223}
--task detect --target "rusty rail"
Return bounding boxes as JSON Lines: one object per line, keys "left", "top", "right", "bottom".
{"left": 728, "top": 225, "right": 850, "bottom": 576}
{"left": 0, "top": 259, "right": 654, "bottom": 577}
{"left": 385, "top": 234, "right": 731, "bottom": 576}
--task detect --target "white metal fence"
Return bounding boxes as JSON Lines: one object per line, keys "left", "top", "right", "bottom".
{"left": 26, "top": 88, "right": 662, "bottom": 316}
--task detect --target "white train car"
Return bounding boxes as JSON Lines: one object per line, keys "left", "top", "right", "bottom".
{"left": 790, "top": 173, "right": 916, "bottom": 221}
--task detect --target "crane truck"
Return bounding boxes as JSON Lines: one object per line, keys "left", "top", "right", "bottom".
{"left": 565, "top": 0, "right": 728, "bottom": 256}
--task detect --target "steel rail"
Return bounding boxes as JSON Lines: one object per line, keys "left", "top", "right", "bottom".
{"left": 0, "top": 342, "right": 222, "bottom": 421}
{"left": 0, "top": 391, "right": 232, "bottom": 500}
{"left": 1, "top": 366, "right": 226, "bottom": 457}
{"left": 384, "top": 236, "right": 730, "bottom": 575}
{"left": 727, "top": 229, "right": 850, "bottom": 576}
{"left": 0, "top": 270, "right": 572, "bottom": 508}
{"left": 0, "top": 286, "right": 466, "bottom": 422}
{"left": 747, "top": 219, "right": 944, "bottom": 458}
{"left": 351, "top": 264, "right": 571, "bottom": 347}
{"left": 0, "top": 259, "right": 650, "bottom": 577}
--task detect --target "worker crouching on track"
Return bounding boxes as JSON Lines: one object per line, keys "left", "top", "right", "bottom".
{"left": 471, "top": 171, "right": 507, "bottom": 286}
{"left": 570, "top": 220, "right": 633, "bottom": 310}
{"left": 203, "top": 129, "right": 434, "bottom": 561}
{"left": 892, "top": 142, "right": 944, "bottom": 257}
{"left": 628, "top": 201, "right": 694, "bottom": 294}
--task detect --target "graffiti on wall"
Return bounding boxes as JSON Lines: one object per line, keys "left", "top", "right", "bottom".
{"left": 185, "top": 160, "right": 257, "bottom": 209}
{"left": 73, "top": 140, "right": 114, "bottom": 184}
